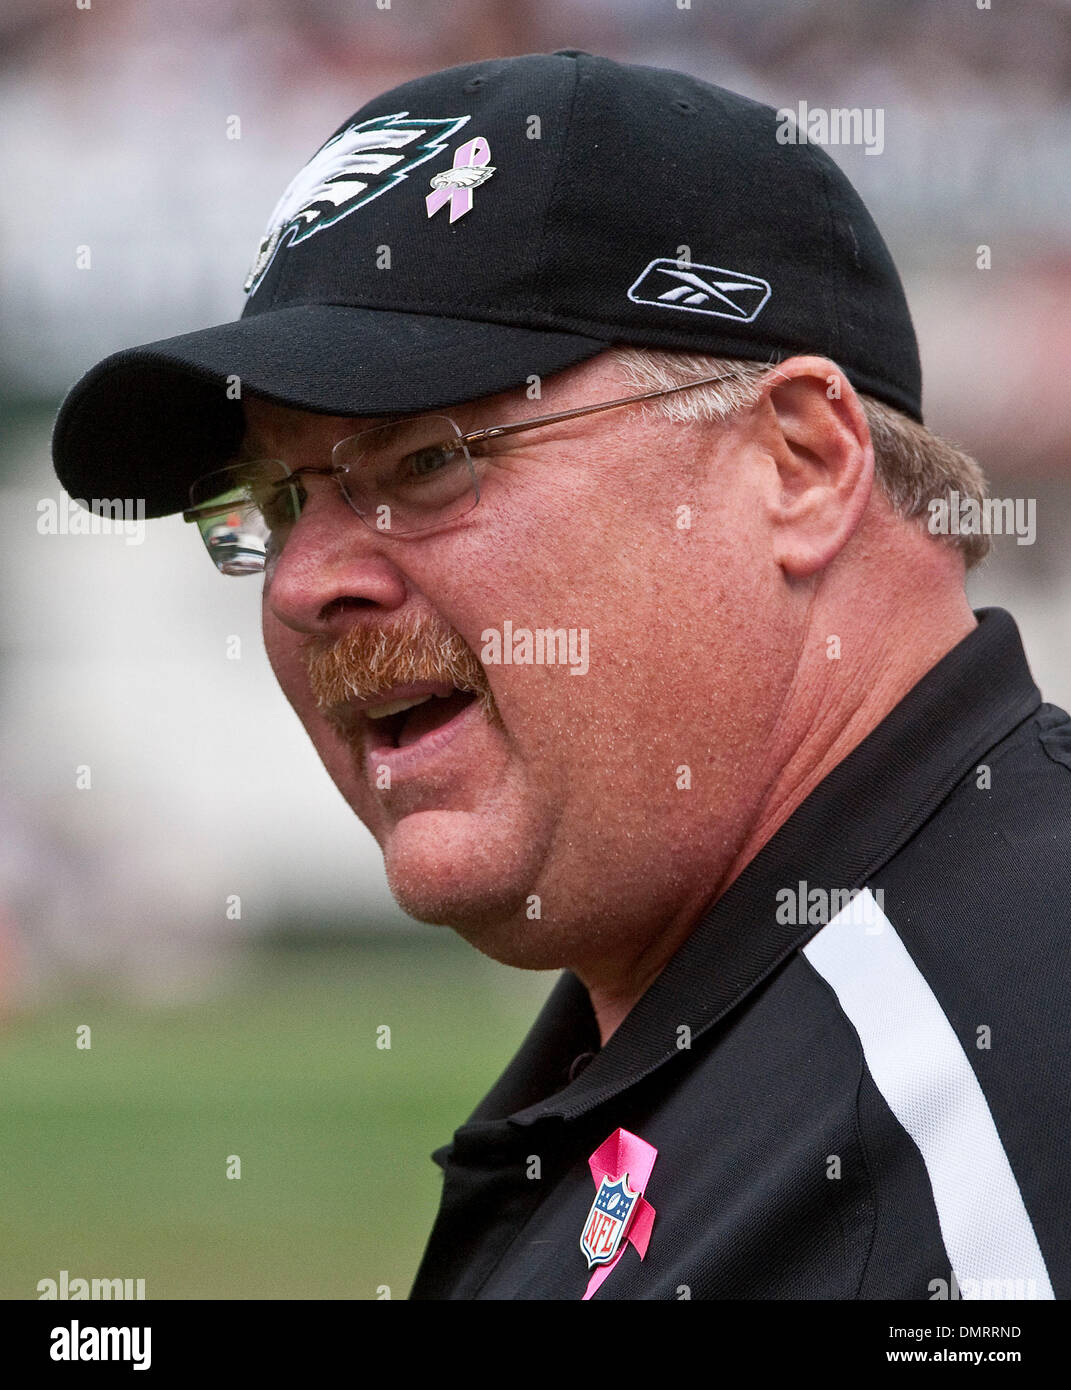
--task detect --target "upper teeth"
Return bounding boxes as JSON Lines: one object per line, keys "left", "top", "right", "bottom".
{"left": 365, "top": 695, "right": 434, "bottom": 720}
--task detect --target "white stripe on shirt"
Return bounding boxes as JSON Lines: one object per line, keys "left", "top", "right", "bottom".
{"left": 803, "top": 888, "right": 1054, "bottom": 1300}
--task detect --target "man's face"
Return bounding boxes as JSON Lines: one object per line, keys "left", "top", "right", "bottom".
{"left": 258, "top": 353, "right": 798, "bottom": 974}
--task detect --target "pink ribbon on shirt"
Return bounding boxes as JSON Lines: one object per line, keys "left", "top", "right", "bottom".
{"left": 582, "top": 1128, "right": 658, "bottom": 1300}
{"left": 425, "top": 137, "right": 492, "bottom": 222}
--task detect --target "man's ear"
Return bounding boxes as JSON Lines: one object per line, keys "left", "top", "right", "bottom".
{"left": 755, "top": 356, "right": 874, "bottom": 579}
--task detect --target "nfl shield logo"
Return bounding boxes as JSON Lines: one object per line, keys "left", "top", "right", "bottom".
{"left": 580, "top": 1172, "right": 639, "bottom": 1269}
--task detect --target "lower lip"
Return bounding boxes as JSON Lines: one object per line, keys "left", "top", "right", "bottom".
{"left": 363, "top": 696, "right": 486, "bottom": 782}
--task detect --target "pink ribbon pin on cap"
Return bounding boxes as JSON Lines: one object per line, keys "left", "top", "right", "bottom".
{"left": 425, "top": 136, "right": 495, "bottom": 222}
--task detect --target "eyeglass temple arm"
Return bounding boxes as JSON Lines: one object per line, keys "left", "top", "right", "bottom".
{"left": 457, "top": 367, "right": 759, "bottom": 447}
{"left": 182, "top": 363, "right": 775, "bottom": 519}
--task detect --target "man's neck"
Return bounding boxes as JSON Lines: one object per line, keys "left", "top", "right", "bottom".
{"left": 581, "top": 584, "right": 978, "bottom": 1047}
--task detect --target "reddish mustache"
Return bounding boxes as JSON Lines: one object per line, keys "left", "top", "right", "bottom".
{"left": 302, "top": 612, "right": 497, "bottom": 719}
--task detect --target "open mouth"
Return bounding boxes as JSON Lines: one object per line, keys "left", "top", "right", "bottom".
{"left": 365, "top": 687, "right": 479, "bottom": 750}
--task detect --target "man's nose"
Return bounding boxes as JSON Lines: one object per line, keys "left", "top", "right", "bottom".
{"left": 262, "top": 485, "right": 409, "bottom": 635}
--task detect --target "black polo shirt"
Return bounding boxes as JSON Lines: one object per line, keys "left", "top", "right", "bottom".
{"left": 409, "top": 608, "right": 1071, "bottom": 1300}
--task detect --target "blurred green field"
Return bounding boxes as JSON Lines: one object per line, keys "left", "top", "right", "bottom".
{"left": 0, "top": 936, "right": 554, "bottom": 1300}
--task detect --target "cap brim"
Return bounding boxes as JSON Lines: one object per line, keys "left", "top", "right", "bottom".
{"left": 52, "top": 305, "right": 610, "bottom": 518}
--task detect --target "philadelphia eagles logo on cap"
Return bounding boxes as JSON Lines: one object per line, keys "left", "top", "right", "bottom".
{"left": 243, "top": 111, "right": 471, "bottom": 294}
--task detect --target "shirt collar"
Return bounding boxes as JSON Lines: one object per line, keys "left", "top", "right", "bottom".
{"left": 464, "top": 608, "right": 1041, "bottom": 1131}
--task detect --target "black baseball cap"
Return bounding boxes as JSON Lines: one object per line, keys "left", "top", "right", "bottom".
{"left": 52, "top": 50, "right": 921, "bottom": 518}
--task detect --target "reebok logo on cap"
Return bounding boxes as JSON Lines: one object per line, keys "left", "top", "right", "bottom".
{"left": 627, "top": 258, "right": 772, "bottom": 323}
